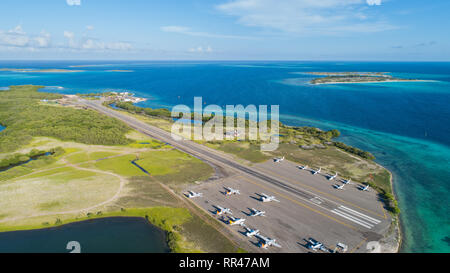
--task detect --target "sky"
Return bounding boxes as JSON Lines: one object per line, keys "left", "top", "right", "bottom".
{"left": 0, "top": 0, "right": 448, "bottom": 61}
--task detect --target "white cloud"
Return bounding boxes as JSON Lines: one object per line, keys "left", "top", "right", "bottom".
{"left": 216, "top": 0, "right": 393, "bottom": 35}
{"left": 86, "top": 25, "right": 94, "bottom": 31}
{"left": 63, "top": 31, "right": 132, "bottom": 51}
{"left": 367, "top": 0, "right": 382, "bottom": 6}
{"left": 0, "top": 25, "right": 131, "bottom": 53}
{"left": 34, "top": 31, "right": 51, "bottom": 48}
{"left": 63, "top": 30, "right": 76, "bottom": 48}
{"left": 0, "top": 25, "right": 29, "bottom": 47}
{"left": 66, "top": 0, "right": 81, "bottom": 6}
{"left": 161, "top": 25, "right": 254, "bottom": 39}
{"left": 81, "top": 39, "right": 132, "bottom": 51}
{"left": 188, "top": 46, "right": 213, "bottom": 53}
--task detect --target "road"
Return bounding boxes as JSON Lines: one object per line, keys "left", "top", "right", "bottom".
{"left": 80, "top": 99, "right": 391, "bottom": 252}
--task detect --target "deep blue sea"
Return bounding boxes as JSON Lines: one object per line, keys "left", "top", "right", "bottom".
{"left": 0, "top": 61, "right": 449, "bottom": 252}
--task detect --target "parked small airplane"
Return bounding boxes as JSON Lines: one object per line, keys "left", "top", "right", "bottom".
{"left": 307, "top": 239, "right": 327, "bottom": 252}
{"left": 360, "top": 185, "right": 370, "bottom": 191}
{"left": 244, "top": 227, "right": 260, "bottom": 237}
{"left": 214, "top": 206, "right": 232, "bottom": 215}
{"left": 224, "top": 187, "right": 240, "bottom": 195}
{"left": 227, "top": 216, "right": 246, "bottom": 226}
{"left": 249, "top": 208, "right": 266, "bottom": 217}
{"left": 341, "top": 178, "right": 351, "bottom": 185}
{"left": 260, "top": 193, "right": 280, "bottom": 203}
{"left": 297, "top": 165, "right": 308, "bottom": 170}
{"left": 256, "top": 234, "right": 282, "bottom": 249}
{"left": 273, "top": 156, "right": 285, "bottom": 163}
{"left": 186, "top": 191, "right": 202, "bottom": 198}
{"left": 312, "top": 167, "right": 321, "bottom": 175}
{"left": 328, "top": 172, "right": 338, "bottom": 181}
{"left": 333, "top": 184, "right": 345, "bottom": 190}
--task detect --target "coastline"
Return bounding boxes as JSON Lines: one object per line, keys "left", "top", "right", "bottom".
{"left": 378, "top": 169, "right": 401, "bottom": 253}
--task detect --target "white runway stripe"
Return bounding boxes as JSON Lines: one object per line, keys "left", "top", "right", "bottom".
{"left": 338, "top": 206, "right": 381, "bottom": 224}
{"left": 331, "top": 209, "right": 374, "bottom": 229}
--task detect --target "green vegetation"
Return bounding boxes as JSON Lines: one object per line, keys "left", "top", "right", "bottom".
{"left": 94, "top": 154, "right": 145, "bottom": 177}
{"left": 0, "top": 85, "right": 132, "bottom": 152}
{"left": 111, "top": 101, "right": 214, "bottom": 123}
{"left": 0, "top": 149, "right": 48, "bottom": 170}
{"left": 206, "top": 141, "right": 270, "bottom": 163}
{"left": 135, "top": 150, "right": 214, "bottom": 184}
{"left": 0, "top": 147, "right": 64, "bottom": 181}
{"left": 113, "top": 101, "right": 173, "bottom": 118}
{"left": 308, "top": 72, "right": 418, "bottom": 84}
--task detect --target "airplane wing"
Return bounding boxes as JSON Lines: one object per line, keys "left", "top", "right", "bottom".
{"left": 273, "top": 242, "right": 282, "bottom": 248}
{"left": 261, "top": 193, "right": 270, "bottom": 198}
{"left": 255, "top": 234, "right": 268, "bottom": 241}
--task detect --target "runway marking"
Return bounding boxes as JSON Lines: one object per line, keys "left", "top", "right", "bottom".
{"left": 350, "top": 238, "right": 367, "bottom": 253}
{"left": 240, "top": 175, "right": 357, "bottom": 231}
{"left": 338, "top": 206, "right": 381, "bottom": 225}
{"left": 254, "top": 165, "right": 385, "bottom": 218}
{"left": 310, "top": 197, "right": 323, "bottom": 205}
{"left": 331, "top": 209, "right": 373, "bottom": 229}
{"left": 381, "top": 202, "right": 387, "bottom": 220}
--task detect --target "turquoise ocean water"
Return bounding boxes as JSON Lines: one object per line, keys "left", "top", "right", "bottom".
{"left": 0, "top": 61, "right": 448, "bottom": 252}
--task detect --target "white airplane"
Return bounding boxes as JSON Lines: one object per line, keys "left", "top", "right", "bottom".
{"left": 273, "top": 156, "right": 285, "bottom": 163}
{"left": 224, "top": 187, "right": 240, "bottom": 195}
{"left": 260, "top": 193, "right": 280, "bottom": 203}
{"left": 214, "top": 206, "right": 232, "bottom": 215}
{"left": 227, "top": 216, "right": 246, "bottom": 226}
{"left": 249, "top": 208, "right": 266, "bottom": 217}
{"left": 333, "top": 184, "right": 345, "bottom": 190}
{"left": 186, "top": 191, "right": 203, "bottom": 198}
{"left": 307, "top": 239, "right": 327, "bottom": 252}
{"left": 328, "top": 172, "right": 338, "bottom": 181}
{"left": 244, "top": 227, "right": 260, "bottom": 237}
{"left": 360, "top": 185, "right": 370, "bottom": 191}
{"left": 312, "top": 167, "right": 321, "bottom": 175}
{"left": 297, "top": 165, "right": 308, "bottom": 170}
{"left": 256, "top": 234, "right": 282, "bottom": 249}
{"left": 342, "top": 178, "right": 351, "bottom": 185}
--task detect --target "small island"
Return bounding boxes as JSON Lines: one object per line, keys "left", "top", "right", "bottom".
{"left": 308, "top": 72, "right": 421, "bottom": 84}
{"left": 0, "top": 68, "right": 84, "bottom": 73}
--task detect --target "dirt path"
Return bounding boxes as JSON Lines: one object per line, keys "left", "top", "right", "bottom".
{"left": 0, "top": 155, "right": 129, "bottom": 223}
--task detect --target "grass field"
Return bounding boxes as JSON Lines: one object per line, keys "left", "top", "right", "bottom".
{"left": 0, "top": 130, "right": 234, "bottom": 252}
{"left": 205, "top": 141, "right": 270, "bottom": 163}
{"left": 136, "top": 150, "right": 214, "bottom": 184}
{"left": 272, "top": 143, "right": 392, "bottom": 194}
{"left": 0, "top": 167, "right": 120, "bottom": 218}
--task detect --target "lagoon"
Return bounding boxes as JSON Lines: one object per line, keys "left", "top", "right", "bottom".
{"left": 0, "top": 217, "right": 170, "bottom": 253}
